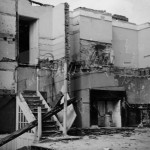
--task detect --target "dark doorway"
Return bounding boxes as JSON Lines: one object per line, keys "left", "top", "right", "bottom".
{"left": 19, "top": 17, "right": 30, "bottom": 64}
{"left": 90, "top": 89, "right": 126, "bottom": 127}
{"left": 19, "top": 17, "right": 37, "bottom": 64}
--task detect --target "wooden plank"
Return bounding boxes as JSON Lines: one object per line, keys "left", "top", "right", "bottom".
{"left": 0, "top": 97, "right": 76, "bottom": 147}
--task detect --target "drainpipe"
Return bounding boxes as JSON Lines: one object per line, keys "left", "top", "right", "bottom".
{"left": 63, "top": 61, "right": 68, "bottom": 135}
{"left": 36, "top": 67, "right": 39, "bottom": 94}
{"left": 63, "top": 2, "right": 69, "bottom": 136}
{"left": 37, "top": 107, "right": 42, "bottom": 141}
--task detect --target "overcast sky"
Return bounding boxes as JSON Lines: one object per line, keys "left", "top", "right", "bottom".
{"left": 35, "top": 0, "right": 150, "bottom": 24}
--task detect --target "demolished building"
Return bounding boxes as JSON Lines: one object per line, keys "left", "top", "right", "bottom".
{"left": 0, "top": 0, "right": 150, "bottom": 149}
{"left": 0, "top": 0, "right": 70, "bottom": 149}
{"left": 69, "top": 7, "right": 150, "bottom": 129}
{"left": 70, "top": 7, "right": 150, "bottom": 127}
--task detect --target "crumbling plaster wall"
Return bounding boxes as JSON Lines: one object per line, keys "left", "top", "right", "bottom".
{"left": 138, "top": 25, "right": 150, "bottom": 68}
{"left": 112, "top": 22, "right": 139, "bottom": 68}
{"left": 80, "top": 39, "right": 112, "bottom": 67}
{"left": 70, "top": 8, "right": 112, "bottom": 62}
{"left": 0, "top": 0, "right": 17, "bottom": 91}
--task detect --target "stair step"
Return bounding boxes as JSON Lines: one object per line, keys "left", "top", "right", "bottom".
{"left": 29, "top": 104, "right": 45, "bottom": 108}
{"left": 31, "top": 108, "right": 48, "bottom": 113}
{"left": 24, "top": 96, "right": 40, "bottom": 100}
{"left": 43, "top": 120, "right": 57, "bottom": 126}
{"left": 23, "top": 90, "right": 36, "bottom": 95}
{"left": 21, "top": 90, "right": 61, "bottom": 139}
{"left": 26, "top": 100, "right": 42, "bottom": 105}
{"left": 41, "top": 132, "right": 62, "bottom": 139}
{"left": 42, "top": 125, "right": 59, "bottom": 130}
{"left": 42, "top": 130, "right": 61, "bottom": 137}
{"left": 22, "top": 93, "right": 37, "bottom": 97}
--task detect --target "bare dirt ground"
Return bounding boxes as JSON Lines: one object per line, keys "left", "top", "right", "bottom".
{"left": 33, "top": 128, "right": 150, "bottom": 150}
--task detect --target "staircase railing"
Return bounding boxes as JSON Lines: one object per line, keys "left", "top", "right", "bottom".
{"left": 16, "top": 93, "right": 36, "bottom": 133}
{"left": 37, "top": 91, "right": 63, "bottom": 131}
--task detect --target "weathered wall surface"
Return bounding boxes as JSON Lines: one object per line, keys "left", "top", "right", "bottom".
{"left": 79, "top": 8, "right": 112, "bottom": 43}
{"left": 112, "top": 22, "right": 138, "bottom": 68}
{"left": 70, "top": 12, "right": 80, "bottom": 61}
{"left": 71, "top": 72, "right": 118, "bottom": 92}
{"left": 17, "top": 67, "right": 54, "bottom": 103}
{"left": 0, "top": 0, "right": 16, "bottom": 91}
{"left": 71, "top": 89, "right": 89, "bottom": 128}
{"left": 138, "top": 25, "right": 150, "bottom": 68}
{"left": 116, "top": 75, "right": 150, "bottom": 104}
{"left": 52, "top": 4, "right": 65, "bottom": 59}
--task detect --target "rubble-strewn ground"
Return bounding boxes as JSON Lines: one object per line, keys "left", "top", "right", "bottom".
{"left": 33, "top": 128, "right": 150, "bottom": 150}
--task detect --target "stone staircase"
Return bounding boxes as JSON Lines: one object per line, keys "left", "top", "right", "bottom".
{"left": 22, "top": 90, "right": 61, "bottom": 139}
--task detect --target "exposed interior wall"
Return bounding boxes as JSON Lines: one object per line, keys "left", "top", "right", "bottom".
{"left": 0, "top": 0, "right": 17, "bottom": 91}
{"left": 97, "top": 100, "right": 121, "bottom": 127}
{"left": 112, "top": 22, "right": 138, "bottom": 68}
{"left": 70, "top": 12, "right": 80, "bottom": 61}
{"left": 29, "top": 19, "right": 39, "bottom": 65}
{"left": 112, "top": 100, "right": 121, "bottom": 127}
{"left": 17, "top": 67, "right": 53, "bottom": 103}
{"left": 138, "top": 26, "right": 150, "bottom": 68}
{"left": 79, "top": 39, "right": 112, "bottom": 67}
{"left": 90, "top": 90, "right": 124, "bottom": 127}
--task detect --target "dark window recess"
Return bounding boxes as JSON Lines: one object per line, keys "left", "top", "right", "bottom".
{"left": 19, "top": 19, "right": 30, "bottom": 64}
